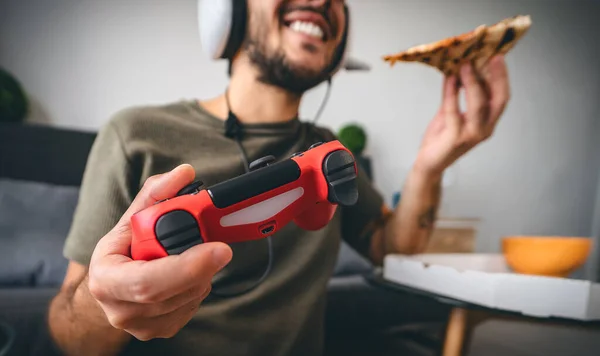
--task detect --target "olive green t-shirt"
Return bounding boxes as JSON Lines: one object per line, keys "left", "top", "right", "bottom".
{"left": 63, "top": 99, "right": 386, "bottom": 356}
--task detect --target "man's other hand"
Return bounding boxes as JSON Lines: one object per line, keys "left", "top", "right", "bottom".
{"left": 415, "top": 55, "right": 511, "bottom": 177}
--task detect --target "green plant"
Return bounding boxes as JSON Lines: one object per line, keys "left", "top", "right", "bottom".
{"left": 338, "top": 123, "right": 367, "bottom": 156}
{"left": 0, "top": 67, "right": 28, "bottom": 123}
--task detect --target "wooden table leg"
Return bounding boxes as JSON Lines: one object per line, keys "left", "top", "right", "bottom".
{"left": 442, "top": 308, "right": 468, "bottom": 356}
{"left": 442, "top": 308, "right": 506, "bottom": 356}
{"left": 440, "top": 304, "right": 600, "bottom": 356}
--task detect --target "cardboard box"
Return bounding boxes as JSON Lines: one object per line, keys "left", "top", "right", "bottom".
{"left": 383, "top": 253, "right": 600, "bottom": 321}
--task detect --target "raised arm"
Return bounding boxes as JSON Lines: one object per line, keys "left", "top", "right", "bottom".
{"left": 370, "top": 56, "right": 511, "bottom": 264}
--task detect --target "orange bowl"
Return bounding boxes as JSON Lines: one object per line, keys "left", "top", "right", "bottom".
{"left": 502, "top": 236, "right": 592, "bottom": 277}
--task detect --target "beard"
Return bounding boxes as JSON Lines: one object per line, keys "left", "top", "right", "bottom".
{"left": 243, "top": 13, "right": 340, "bottom": 95}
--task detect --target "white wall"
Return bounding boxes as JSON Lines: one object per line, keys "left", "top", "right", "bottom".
{"left": 2, "top": 0, "right": 600, "bottom": 257}
{"left": 588, "top": 170, "right": 600, "bottom": 281}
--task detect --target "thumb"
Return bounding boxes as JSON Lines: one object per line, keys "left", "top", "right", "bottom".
{"left": 105, "top": 241, "right": 233, "bottom": 302}
{"left": 95, "top": 164, "right": 196, "bottom": 258}
{"left": 174, "top": 241, "right": 233, "bottom": 287}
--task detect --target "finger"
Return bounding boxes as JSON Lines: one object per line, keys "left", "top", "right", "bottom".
{"left": 147, "top": 283, "right": 211, "bottom": 317}
{"left": 121, "top": 164, "right": 196, "bottom": 222}
{"left": 441, "top": 74, "right": 460, "bottom": 117}
{"left": 103, "top": 284, "right": 211, "bottom": 328}
{"left": 124, "top": 297, "right": 203, "bottom": 341}
{"left": 439, "top": 74, "right": 463, "bottom": 138}
{"left": 460, "top": 62, "right": 490, "bottom": 133}
{"left": 94, "top": 241, "right": 232, "bottom": 304}
{"left": 486, "top": 55, "right": 511, "bottom": 126}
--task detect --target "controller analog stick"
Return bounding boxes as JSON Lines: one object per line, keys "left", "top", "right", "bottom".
{"left": 176, "top": 180, "right": 204, "bottom": 196}
{"left": 155, "top": 210, "right": 203, "bottom": 255}
{"left": 323, "top": 150, "right": 358, "bottom": 206}
{"left": 249, "top": 155, "right": 276, "bottom": 171}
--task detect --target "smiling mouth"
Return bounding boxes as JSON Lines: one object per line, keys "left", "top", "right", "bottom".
{"left": 286, "top": 20, "right": 325, "bottom": 41}
{"left": 281, "top": 7, "right": 333, "bottom": 42}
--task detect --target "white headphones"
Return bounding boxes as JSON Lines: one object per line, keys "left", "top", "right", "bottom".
{"left": 197, "top": 0, "right": 352, "bottom": 76}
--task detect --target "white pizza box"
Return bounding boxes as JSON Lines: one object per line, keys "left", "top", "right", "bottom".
{"left": 382, "top": 253, "right": 600, "bottom": 321}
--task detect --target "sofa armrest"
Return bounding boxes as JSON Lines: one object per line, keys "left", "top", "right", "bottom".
{"left": 0, "top": 123, "right": 96, "bottom": 186}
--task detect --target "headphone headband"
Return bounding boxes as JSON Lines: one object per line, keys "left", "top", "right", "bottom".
{"left": 198, "top": 0, "right": 350, "bottom": 76}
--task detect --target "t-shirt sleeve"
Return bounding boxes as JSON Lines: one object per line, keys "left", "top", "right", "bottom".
{"left": 63, "top": 120, "right": 136, "bottom": 266}
{"left": 339, "top": 163, "right": 390, "bottom": 260}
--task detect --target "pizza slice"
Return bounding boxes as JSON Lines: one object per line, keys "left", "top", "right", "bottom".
{"left": 383, "top": 15, "right": 532, "bottom": 76}
{"left": 472, "top": 15, "right": 532, "bottom": 71}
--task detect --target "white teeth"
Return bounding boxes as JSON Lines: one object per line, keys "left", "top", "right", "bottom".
{"left": 289, "top": 21, "right": 324, "bottom": 39}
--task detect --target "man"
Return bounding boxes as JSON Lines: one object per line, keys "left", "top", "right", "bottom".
{"left": 47, "top": 0, "right": 510, "bottom": 355}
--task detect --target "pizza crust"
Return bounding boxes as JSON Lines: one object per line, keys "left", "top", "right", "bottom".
{"left": 383, "top": 15, "right": 532, "bottom": 76}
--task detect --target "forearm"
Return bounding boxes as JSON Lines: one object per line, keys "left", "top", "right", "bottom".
{"left": 48, "top": 275, "right": 131, "bottom": 356}
{"left": 382, "top": 165, "right": 442, "bottom": 256}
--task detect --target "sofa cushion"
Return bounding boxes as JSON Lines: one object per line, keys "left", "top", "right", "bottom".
{"left": 0, "top": 179, "right": 79, "bottom": 287}
{"left": 333, "top": 242, "right": 373, "bottom": 276}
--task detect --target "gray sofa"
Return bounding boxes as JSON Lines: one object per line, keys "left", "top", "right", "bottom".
{"left": 0, "top": 122, "right": 448, "bottom": 356}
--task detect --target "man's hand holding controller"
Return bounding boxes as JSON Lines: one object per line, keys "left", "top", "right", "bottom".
{"left": 50, "top": 164, "right": 233, "bottom": 353}
{"left": 89, "top": 164, "right": 233, "bottom": 338}
{"left": 50, "top": 140, "right": 357, "bottom": 355}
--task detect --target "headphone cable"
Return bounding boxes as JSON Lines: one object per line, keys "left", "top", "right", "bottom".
{"left": 210, "top": 88, "right": 275, "bottom": 299}
{"left": 213, "top": 76, "right": 333, "bottom": 297}
{"left": 312, "top": 77, "right": 332, "bottom": 125}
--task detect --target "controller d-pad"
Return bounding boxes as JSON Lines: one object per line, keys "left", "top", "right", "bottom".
{"left": 155, "top": 210, "right": 203, "bottom": 255}
{"left": 323, "top": 150, "right": 358, "bottom": 206}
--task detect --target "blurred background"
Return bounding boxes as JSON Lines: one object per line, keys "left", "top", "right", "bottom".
{"left": 2, "top": 0, "right": 599, "bottom": 277}
{"left": 1, "top": 0, "right": 600, "bottom": 355}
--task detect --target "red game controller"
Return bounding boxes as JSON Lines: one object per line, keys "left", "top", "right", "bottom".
{"left": 130, "top": 140, "right": 359, "bottom": 261}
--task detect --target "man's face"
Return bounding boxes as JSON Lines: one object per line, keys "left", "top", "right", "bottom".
{"left": 243, "top": 0, "right": 347, "bottom": 94}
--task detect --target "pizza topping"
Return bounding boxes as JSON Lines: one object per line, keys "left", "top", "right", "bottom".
{"left": 462, "top": 44, "right": 476, "bottom": 59}
{"left": 496, "top": 27, "right": 516, "bottom": 52}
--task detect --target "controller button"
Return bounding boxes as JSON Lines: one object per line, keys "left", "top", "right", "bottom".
{"left": 249, "top": 155, "right": 276, "bottom": 171}
{"left": 290, "top": 152, "right": 304, "bottom": 158}
{"left": 323, "top": 150, "right": 358, "bottom": 206}
{"left": 309, "top": 142, "right": 324, "bottom": 149}
{"left": 176, "top": 180, "right": 204, "bottom": 196}
{"left": 155, "top": 210, "right": 203, "bottom": 255}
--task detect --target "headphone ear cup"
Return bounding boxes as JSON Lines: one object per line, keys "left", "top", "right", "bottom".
{"left": 198, "top": 0, "right": 247, "bottom": 60}
{"left": 198, "top": 0, "right": 234, "bottom": 60}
